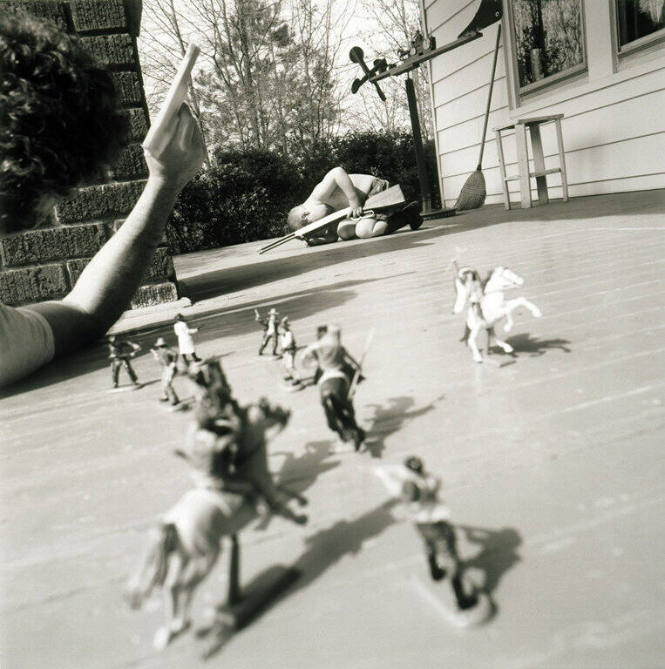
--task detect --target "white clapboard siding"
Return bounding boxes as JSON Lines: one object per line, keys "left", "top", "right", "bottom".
{"left": 442, "top": 132, "right": 665, "bottom": 208}
{"left": 434, "top": 74, "right": 509, "bottom": 132}
{"left": 438, "top": 78, "right": 664, "bottom": 158}
{"left": 432, "top": 40, "right": 506, "bottom": 101}
{"left": 422, "top": 0, "right": 665, "bottom": 208}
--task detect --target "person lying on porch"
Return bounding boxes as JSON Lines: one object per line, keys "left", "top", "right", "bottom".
{"left": 0, "top": 11, "right": 205, "bottom": 387}
{"left": 286, "top": 166, "right": 420, "bottom": 245}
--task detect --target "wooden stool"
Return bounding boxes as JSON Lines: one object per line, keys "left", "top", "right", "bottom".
{"left": 494, "top": 114, "right": 569, "bottom": 209}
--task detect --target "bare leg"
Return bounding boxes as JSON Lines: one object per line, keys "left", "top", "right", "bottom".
{"left": 467, "top": 325, "right": 484, "bottom": 363}
{"left": 172, "top": 587, "right": 193, "bottom": 634}
{"left": 355, "top": 218, "right": 388, "bottom": 238}
{"left": 154, "top": 585, "right": 179, "bottom": 650}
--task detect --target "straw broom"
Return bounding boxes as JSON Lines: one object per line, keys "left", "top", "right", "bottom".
{"left": 455, "top": 23, "right": 502, "bottom": 211}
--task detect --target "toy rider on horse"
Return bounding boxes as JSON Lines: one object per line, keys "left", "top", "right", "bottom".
{"left": 178, "top": 360, "right": 307, "bottom": 525}
{"left": 302, "top": 325, "right": 366, "bottom": 450}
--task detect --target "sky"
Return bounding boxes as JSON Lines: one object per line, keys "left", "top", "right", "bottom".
{"left": 137, "top": 0, "right": 424, "bottom": 134}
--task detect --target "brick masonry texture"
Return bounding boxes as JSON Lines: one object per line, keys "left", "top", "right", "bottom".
{"left": 130, "top": 282, "right": 179, "bottom": 309}
{"left": 143, "top": 247, "right": 176, "bottom": 283}
{"left": 1, "top": 224, "right": 110, "bottom": 268}
{"left": 124, "top": 108, "right": 149, "bottom": 142}
{"left": 0, "top": 0, "right": 179, "bottom": 311}
{"left": 111, "top": 72, "right": 143, "bottom": 106}
{"left": 69, "top": 0, "right": 126, "bottom": 32}
{"left": 0, "top": 264, "right": 69, "bottom": 306}
{"left": 3, "top": 2, "right": 68, "bottom": 29}
{"left": 55, "top": 181, "right": 145, "bottom": 225}
{"left": 65, "top": 258, "right": 89, "bottom": 286}
{"left": 110, "top": 143, "right": 148, "bottom": 180}
{"left": 66, "top": 247, "right": 174, "bottom": 286}
{"left": 80, "top": 34, "right": 136, "bottom": 68}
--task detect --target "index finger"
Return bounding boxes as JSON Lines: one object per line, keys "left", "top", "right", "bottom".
{"left": 176, "top": 103, "right": 196, "bottom": 147}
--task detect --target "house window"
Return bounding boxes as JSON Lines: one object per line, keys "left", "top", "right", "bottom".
{"left": 616, "top": 0, "right": 665, "bottom": 50}
{"left": 510, "top": 0, "right": 586, "bottom": 92}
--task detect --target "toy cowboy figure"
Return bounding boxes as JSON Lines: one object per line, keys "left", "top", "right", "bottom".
{"left": 107, "top": 334, "right": 141, "bottom": 388}
{"left": 278, "top": 317, "right": 301, "bottom": 386}
{"left": 374, "top": 456, "right": 479, "bottom": 612}
{"left": 173, "top": 313, "right": 201, "bottom": 366}
{"left": 309, "top": 325, "right": 328, "bottom": 384}
{"left": 302, "top": 324, "right": 365, "bottom": 449}
{"left": 150, "top": 337, "right": 179, "bottom": 406}
{"left": 255, "top": 307, "right": 279, "bottom": 356}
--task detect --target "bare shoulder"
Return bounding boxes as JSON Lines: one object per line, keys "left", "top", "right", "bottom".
{"left": 349, "top": 174, "right": 377, "bottom": 193}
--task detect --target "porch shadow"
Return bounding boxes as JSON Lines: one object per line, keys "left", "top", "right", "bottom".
{"left": 0, "top": 275, "right": 406, "bottom": 397}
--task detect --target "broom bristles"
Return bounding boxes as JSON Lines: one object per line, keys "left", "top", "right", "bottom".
{"left": 455, "top": 169, "right": 486, "bottom": 211}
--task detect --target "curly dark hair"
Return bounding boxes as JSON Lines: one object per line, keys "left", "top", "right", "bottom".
{"left": 0, "top": 11, "right": 128, "bottom": 233}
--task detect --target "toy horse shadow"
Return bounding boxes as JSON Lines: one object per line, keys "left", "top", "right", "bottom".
{"left": 198, "top": 440, "right": 344, "bottom": 657}
{"left": 288, "top": 497, "right": 398, "bottom": 588}
{"left": 362, "top": 395, "right": 443, "bottom": 458}
{"left": 503, "top": 333, "right": 571, "bottom": 357}
{"left": 202, "top": 496, "right": 398, "bottom": 658}
{"left": 251, "top": 440, "right": 342, "bottom": 531}
{"left": 457, "top": 524, "right": 522, "bottom": 614}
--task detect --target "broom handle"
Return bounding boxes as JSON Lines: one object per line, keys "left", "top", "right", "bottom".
{"left": 477, "top": 23, "right": 502, "bottom": 170}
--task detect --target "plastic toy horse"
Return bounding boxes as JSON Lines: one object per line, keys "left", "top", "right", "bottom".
{"left": 453, "top": 262, "right": 541, "bottom": 363}
{"left": 125, "top": 392, "right": 306, "bottom": 650}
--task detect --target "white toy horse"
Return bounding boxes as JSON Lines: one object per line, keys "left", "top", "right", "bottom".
{"left": 453, "top": 262, "right": 542, "bottom": 363}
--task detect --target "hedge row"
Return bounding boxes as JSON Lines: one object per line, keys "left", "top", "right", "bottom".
{"left": 165, "top": 131, "right": 440, "bottom": 255}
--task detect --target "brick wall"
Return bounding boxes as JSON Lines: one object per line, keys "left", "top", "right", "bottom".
{"left": 0, "top": 0, "right": 179, "bottom": 308}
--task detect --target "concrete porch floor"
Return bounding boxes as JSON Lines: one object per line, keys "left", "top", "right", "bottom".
{"left": 1, "top": 190, "right": 665, "bottom": 668}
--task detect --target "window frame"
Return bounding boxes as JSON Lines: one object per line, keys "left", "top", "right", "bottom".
{"left": 506, "top": 0, "right": 589, "bottom": 100}
{"left": 612, "top": 0, "right": 665, "bottom": 58}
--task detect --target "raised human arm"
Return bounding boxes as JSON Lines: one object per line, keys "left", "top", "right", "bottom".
{"left": 300, "top": 342, "right": 319, "bottom": 368}
{"left": 24, "top": 105, "right": 205, "bottom": 356}
{"left": 310, "top": 166, "right": 363, "bottom": 217}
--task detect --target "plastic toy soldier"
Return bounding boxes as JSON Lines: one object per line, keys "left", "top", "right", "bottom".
{"left": 302, "top": 324, "right": 365, "bottom": 449}
{"left": 173, "top": 313, "right": 201, "bottom": 365}
{"left": 375, "top": 456, "right": 482, "bottom": 616}
{"left": 310, "top": 325, "right": 328, "bottom": 385}
{"left": 278, "top": 317, "right": 301, "bottom": 386}
{"left": 107, "top": 335, "right": 140, "bottom": 388}
{"left": 255, "top": 307, "right": 279, "bottom": 356}
{"left": 150, "top": 337, "right": 179, "bottom": 406}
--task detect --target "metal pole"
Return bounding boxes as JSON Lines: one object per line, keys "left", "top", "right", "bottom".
{"left": 405, "top": 75, "right": 432, "bottom": 214}
{"left": 226, "top": 534, "right": 241, "bottom": 606}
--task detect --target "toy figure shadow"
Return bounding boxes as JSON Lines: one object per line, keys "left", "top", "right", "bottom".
{"left": 457, "top": 524, "right": 522, "bottom": 613}
{"left": 200, "top": 497, "right": 398, "bottom": 658}
{"left": 362, "top": 395, "right": 442, "bottom": 458}
{"left": 251, "top": 440, "right": 342, "bottom": 531}
{"left": 503, "top": 333, "right": 571, "bottom": 357}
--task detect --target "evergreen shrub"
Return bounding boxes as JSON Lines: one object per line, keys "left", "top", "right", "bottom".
{"left": 166, "top": 132, "right": 440, "bottom": 254}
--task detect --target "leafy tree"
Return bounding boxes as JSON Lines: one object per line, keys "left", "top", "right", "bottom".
{"left": 140, "top": 0, "right": 344, "bottom": 158}
{"left": 348, "top": 0, "right": 433, "bottom": 141}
